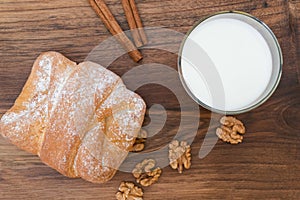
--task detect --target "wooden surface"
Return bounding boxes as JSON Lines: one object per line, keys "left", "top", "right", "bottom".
{"left": 0, "top": 0, "right": 300, "bottom": 199}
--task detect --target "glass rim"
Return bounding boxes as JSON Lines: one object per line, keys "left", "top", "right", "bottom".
{"left": 177, "top": 10, "right": 283, "bottom": 115}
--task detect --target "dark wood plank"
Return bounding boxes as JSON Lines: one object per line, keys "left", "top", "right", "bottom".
{"left": 0, "top": 0, "right": 299, "bottom": 199}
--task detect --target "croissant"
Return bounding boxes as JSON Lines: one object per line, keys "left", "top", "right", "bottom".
{"left": 0, "top": 52, "right": 146, "bottom": 183}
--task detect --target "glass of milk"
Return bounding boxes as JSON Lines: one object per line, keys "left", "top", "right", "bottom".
{"left": 178, "top": 11, "right": 283, "bottom": 114}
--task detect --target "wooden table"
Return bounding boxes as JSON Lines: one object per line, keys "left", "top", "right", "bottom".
{"left": 0, "top": 0, "right": 299, "bottom": 199}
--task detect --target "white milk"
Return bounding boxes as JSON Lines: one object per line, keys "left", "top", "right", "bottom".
{"left": 180, "top": 17, "right": 273, "bottom": 112}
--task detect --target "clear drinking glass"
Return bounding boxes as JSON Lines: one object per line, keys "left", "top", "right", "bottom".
{"left": 178, "top": 11, "right": 283, "bottom": 114}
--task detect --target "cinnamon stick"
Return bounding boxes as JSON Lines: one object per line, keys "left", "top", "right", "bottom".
{"left": 128, "top": 0, "right": 148, "bottom": 45}
{"left": 89, "top": 0, "right": 142, "bottom": 62}
{"left": 121, "top": 0, "right": 143, "bottom": 47}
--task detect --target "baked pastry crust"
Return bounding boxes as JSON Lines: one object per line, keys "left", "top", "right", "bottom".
{"left": 0, "top": 52, "right": 146, "bottom": 183}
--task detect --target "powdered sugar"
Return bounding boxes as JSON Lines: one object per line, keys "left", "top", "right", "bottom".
{"left": 1, "top": 112, "right": 25, "bottom": 125}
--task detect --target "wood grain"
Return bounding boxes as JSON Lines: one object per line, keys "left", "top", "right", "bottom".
{"left": 0, "top": 0, "right": 299, "bottom": 199}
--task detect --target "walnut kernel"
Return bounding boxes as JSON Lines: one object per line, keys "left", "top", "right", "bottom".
{"left": 168, "top": 140, "right": 191, "bottom": 173}
{"left": 116, "top": 182, "right": 143, "bottom": 200}
{"left": 132, "top": 159, "right": 162, "bottom": 187}
{"left": 216, "top": 116, "right": 246, "bottom": 144}
{"left": 130, "top": 129, "right": 147, "bottom": 152}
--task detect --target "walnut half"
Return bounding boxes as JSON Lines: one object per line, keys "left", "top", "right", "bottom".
{"left": 216, "top": 116, "right": 246, "bottom": 144}
{"left": 132, "top": 159, "right": 162, "bottom": 187}
{"left": 130, "top": 129, "right": 147, "bottom": 152}
{"left": 116, "top": 182, "right": 143, "bottom": 200}
{"left": 168, "top": 140, "right": 191, "bottom": 173}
